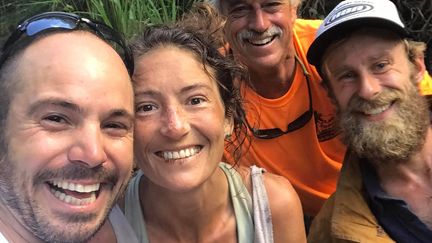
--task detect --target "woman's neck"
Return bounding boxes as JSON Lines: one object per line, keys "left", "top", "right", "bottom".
{"left": 139, "top": 167, "right": 236, "bottom": 242}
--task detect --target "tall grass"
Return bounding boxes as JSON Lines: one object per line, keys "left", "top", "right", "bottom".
{"left": 0, "top": 0, "right": 200, "bottom": 42}
{"left": 84, "top": 0, "right": 180, "bottom": 38}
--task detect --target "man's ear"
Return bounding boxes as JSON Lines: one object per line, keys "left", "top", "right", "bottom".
{"left": 412, "top": 56, "right": 426, "bottom": 85}
{"left": 290, "top": 5, "right": 298, "bottom": 24}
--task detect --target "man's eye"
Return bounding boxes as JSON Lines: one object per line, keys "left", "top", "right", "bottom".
{"left": 103, "top": 122, "right": 132, "bottom": 137}
{"left": 229, "top": 5, "right": 250, "bottom": 18}
{"left": 338, "top": 72, "right": 356, "bottom": 82}
{"left": 104, "top": 123, "right": 125, "bottom": 129}
{"left": 40, "top": 114, "right": 71, "bottom": 131}
{"left": 263, "top": 2, "right": 283, "bottom": 11}
{"left": 370, "top": 60, "right": 392, "bottom": 74}
{"left": 43, "top": 114, "right": 68, "bottom": 123}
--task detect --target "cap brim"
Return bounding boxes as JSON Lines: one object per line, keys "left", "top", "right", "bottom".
{"left": 307, "top": 18, "right": 409, "bottom": 67}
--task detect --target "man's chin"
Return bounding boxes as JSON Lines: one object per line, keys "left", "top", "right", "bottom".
{"left": 32, "top": 215, "right": 109, "bottom": 243}
{"left": 343, "top": 118, "right": 424, "bottom": 163}
{"left": 26, "top": 196, "right": 114, "bottom": 243}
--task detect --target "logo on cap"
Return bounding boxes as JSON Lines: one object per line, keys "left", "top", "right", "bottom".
{"left": 325, "top": 4, "right": 373, "bottom": 26}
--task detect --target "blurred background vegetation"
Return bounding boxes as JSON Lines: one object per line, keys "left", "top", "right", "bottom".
{"left": 0, "top": 0, "right": 431, "bottom": 70}
{"left": 0, "top": 0, "right": 197, "bottom": 41}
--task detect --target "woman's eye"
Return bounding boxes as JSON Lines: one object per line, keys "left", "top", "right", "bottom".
{"left": 375, "top": 62, "right": 389, "bottom": 71}
{"left": 189, "top": 97, "right": 206, "bottom": 105}
{"left": 136, "top": 104, "right": 157, "bottom": 113}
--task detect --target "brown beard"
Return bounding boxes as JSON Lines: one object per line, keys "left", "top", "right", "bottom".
{"left": 338, "top": 80, "right": 430, "bottom": 164}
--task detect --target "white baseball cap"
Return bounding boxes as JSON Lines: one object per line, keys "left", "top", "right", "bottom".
{"left": 307, "top": 0, "right": 409, "bottom": 67}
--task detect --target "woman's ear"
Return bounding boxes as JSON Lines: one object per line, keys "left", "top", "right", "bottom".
{"left": 224, "top": 116, "right": 234, "bottom": 139}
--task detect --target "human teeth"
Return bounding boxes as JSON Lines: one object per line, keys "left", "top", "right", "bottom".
{"left": 364, "top": 105, "right": 390, "bottom": 115}
{"left": 249, "top": 36, "right": 273, "bottom": 45}
{"left": 51, "top": 188, "right": 96, "bottom": 206}
{"left": 76, "top": 184, "right": 83, "bottom": 192}
{"left": 52, "top": 180, "right": 100, "bottom": 193}
{"left": 162, "top": 147, "right": 200, "bottom": 160}
{"left": 61, "top": 181, "right": 68, "bottom": 190}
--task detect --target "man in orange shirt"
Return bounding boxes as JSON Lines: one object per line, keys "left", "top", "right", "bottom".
{"left": 210, "top": 0, "right": 345, "bottom": 217}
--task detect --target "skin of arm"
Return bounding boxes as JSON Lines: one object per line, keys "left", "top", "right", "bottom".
{"left": 264, "top": 172, "right": 307, "bottom": 243}
{"left": 239, "top": 166, "right": 306, "bottom": 243}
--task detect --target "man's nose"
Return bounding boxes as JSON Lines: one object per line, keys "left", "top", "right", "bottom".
{"left": 248, "top": 8, "right": 270, "bottom": 33}
{"left": 358, "top": 73, "right": 382, "bottom": 99}
{"left": 68, "top": 125, "right": 108, "bottom": 167}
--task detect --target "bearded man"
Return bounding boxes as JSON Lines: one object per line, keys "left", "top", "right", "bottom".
{"left": 306, "top": 0, "right": 432, "bottom": 242}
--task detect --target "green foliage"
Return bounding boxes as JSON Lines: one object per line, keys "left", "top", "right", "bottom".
{"left": 83, "top": 0, "right": 180, "bottom": 39}
{"left": 0, "top": 0, "right": 201, "bottom": 42}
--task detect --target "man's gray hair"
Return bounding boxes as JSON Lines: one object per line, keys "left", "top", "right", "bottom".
{"left": 207, "top": 0, "right": 221, "bottom": 10}
{"left": 207, "top": 0, "right": 304, "bottom": 11}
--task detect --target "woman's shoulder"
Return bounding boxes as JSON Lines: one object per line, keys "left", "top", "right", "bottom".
{"left": 251, "top": 168, "right": 307, "bottom": 243}
{"left": 263, "top": 173, "right": 301, "bottom": 215}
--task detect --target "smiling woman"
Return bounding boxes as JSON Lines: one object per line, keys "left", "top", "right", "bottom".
{"left": 120, "top": 3, "right": 306, "bottom": 243}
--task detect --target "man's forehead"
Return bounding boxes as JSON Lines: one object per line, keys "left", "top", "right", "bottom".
{"left": 222, "top": 0, "right": 287, "bottom": 5}
{"left": 221, "top": 0, "right": 260, "bottom": 7}
{"left": 220, "top": 0, "right": 291, "bottom": 11}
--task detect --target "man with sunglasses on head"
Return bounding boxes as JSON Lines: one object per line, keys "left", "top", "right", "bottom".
{"left": 307, "top": 0, "right": 432, "bottom": 242}
{"left": 0, "top": 12, "right": 138, "bottom": 242}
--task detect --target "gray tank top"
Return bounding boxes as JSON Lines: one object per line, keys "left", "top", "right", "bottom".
{"left": 124, "top": 162, "right": 254, "bottom": 243}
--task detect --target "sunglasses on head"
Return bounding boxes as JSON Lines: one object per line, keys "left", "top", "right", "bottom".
{"left": 245, "top": 54, "right": 314, "bottom": 139}
{"left": 0, "top": 11, "right": 134, "bottom": 75}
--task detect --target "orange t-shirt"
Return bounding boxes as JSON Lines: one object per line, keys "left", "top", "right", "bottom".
{"left": 224, "top": 19, "right": 432, "bottom": 216}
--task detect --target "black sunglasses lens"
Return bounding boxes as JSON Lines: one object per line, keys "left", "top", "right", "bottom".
{"left": 287, "top": 109, "right": 312, "bottom": 132}
{"left": 26, "top": 17, "right": 77, "bottom": 36}
{"left": 253, "top": 128, "right": 284, "bottom": 139}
